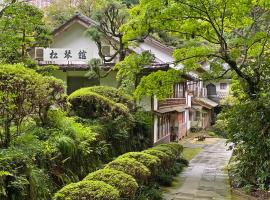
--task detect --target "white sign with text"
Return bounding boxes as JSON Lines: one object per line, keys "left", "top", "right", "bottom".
{"left": 44, "top": 48, "right": 94, "bottom": 62}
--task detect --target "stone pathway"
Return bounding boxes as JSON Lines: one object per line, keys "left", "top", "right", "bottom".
{"left": 164, "top": 139, "right": 233, "bottom": 200}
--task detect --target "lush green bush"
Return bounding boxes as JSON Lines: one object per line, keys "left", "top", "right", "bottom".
{"left": 118, "top": 152, "right": 161, "bottom": 172}
{"left": 53, "top": 180, "right": 120, "bottom": 200}
{"left": 142, "top": 149, "right": 171, "bottom": 165}
{"left": 152, "top": 146, "right": 176, "bottom": 160}
{"left": 68, "top": 88, "right": 132, "bottom": 120}
{"left": 68, "top": 87, "right": 137, "bottom": 156}
{"left": 217, "top": 99, "right": 270, "bottom": 190}
{"left": 105, "top": 157, "right": 150, "bottom": 184}
{"left": 158, "top": 143, "right": 183, "bottom": 156}
{"left": 84, "top": 169, "right": 138, "bottom": 199}
{"left": 85, "top": 86, "right": 133, "bottom": 107}
{"left": 0, "top": 64, "right": 65, "bottom": 147}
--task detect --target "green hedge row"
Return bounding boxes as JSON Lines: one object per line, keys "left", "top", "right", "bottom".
{"left": 53, "top": 142, "right": 184, "bottom": 200}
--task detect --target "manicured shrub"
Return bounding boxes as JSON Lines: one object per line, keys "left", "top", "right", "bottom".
{"left": 84, "top": 169, "right": 138, "bottom": 199}
{"left": 158, "top": 143, "right": 183, "bottom": 156}
{"left": 142, "top": 149, "right": 171, "bottom": 164}
{"left": 68, "top": 88, "right": 132, "bottom": 120}
{"left": 85, "top": 86, "right": 133, "bottom": 107}
{"left": 105, "top": 157, "right": 150, "bottom": 184}
{"left": 53, "top": 180, "right": 119, "bottom": 200}
{"left": 152, "top": 146, "right": 176, "bottom": 160}
{"left": 118, "top": 152, "right": 161, "bottom": 171}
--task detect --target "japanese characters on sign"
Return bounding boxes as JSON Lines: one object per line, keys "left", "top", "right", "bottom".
{"left": 44, "top": 48, "right": 92, "bottom": 62}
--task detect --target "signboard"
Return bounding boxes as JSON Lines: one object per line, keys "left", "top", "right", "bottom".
{"left": 44, "top": 48, "right": 93, "bottom": 62}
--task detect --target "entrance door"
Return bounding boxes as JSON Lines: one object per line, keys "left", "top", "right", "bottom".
{"left": 178, "top": 112, "right": 186, "bottom": 139}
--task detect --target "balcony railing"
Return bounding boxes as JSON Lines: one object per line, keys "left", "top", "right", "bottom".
{"left": 158, "top": 98, "right": 186, "bottom": 109}
{"left": 188, "top": 87, "right": 207, "bottom": 97}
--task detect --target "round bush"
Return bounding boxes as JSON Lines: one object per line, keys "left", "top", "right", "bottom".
{"left": 53, "top": 180, "right": 119, "bottom": 200}
{"left": 85, "top": 86, "right": 133, "bottom": 107}
{"left": 118, "top": 152, "right": 161, "bottom": 171}
{"left": 84, "top": 169, "right": 138, "bottom": 199}
{"left": 68, "top": 88, "right": 133, "bottom": 120}
{"left": 158, "top": 143, "right": 183, "bottom": 155}
{"left": 142, "top": 149, "right": 171, "bottom": 166}
{"left": 105, "top": 157, "right": 150, "bottom": 184}
{"left": 152, "top": 145, "right": 176, "bottom": 160}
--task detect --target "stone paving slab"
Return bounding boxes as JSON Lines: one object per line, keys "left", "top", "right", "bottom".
{"left": 163, "top": 139, "right": 233, "bottom": 200}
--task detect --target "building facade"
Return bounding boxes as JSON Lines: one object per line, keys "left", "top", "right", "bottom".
{"left": 32, "top": 13, "right": 220, "bottom": 145}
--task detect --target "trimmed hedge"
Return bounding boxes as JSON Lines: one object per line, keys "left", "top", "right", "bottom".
{"left": 142, "top": 148, "right": 170, "bottom": 164}
{"left": 53, "top": 180, "right": 119, "bottom": 200}
{"left": 85, "top": 86, "right": 133, "bottom": 107}
{"left": 84, "top": 169, "right": 138, "bottom": 199}
{"left": 105, "top": 157, "right": 151, "bottom": 184}
{"left": 68, "top": 89, "right": 132, "bottom": 120}
{"left": 54, "top": 142, "right": 185, "bottom": 199}
{"left": 118, "top": 152, "right": 161, "bottom": 172}
{"left": 158, "top": 143, "right": 183, "bottom": 155}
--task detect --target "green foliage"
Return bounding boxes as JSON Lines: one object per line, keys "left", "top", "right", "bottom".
{"left": 122, "top": 0, "right": 270, "bottom": 98}
{"left": 86, "top": 0, "right": 129, "bottom": 62}
{"left": 0, "top": 147, "right": 53, "bottom": 200}
{"left": 68, "top": 86, "right": 138, "bottom": 155}
{"left": 0, "top": 64, "right": 65, "bottom": 147}
{"left": 105, "top": 157, "right": 151, "bottom": 184}
{"left": 158, "top": 143, "right": 184, "bottom": 156}
{"left": 118, "top": 152, "right": 161, "bottom": 172}
{"left": 136, "top": 184, "right": 163, "bottom": 200}
{"left": 68, "top": 87, "right": 133, "bottom": 120}
{"left": 84, "top": 169, "right": 138, "bottom": 199}
{"left": 152, "top": 145, "right": 176, "bottom": 160}
{"left": 114, "top": 51, "right": 154, "bottom": 94}
{"left": 142, "top": 149, "right": 171, "bottom": 166}
{"left": 0, "top": 2, "right": 51, "bottom": 63}
{"left": 53, "top": 180, "right": 120, "bottom": 200}
{"left": 134, "top": 69, "right": 182, "bottom": 100}
{"left": 217, "top": 99, "right": 270, "bottom": 190}
{"left": 83, "top": 86, "right": 133, "bottom": 107}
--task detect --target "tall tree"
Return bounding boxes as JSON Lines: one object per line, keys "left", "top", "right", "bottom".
{"left": 0, "top": 2, "right": 51, "bottom": 63}
{"left": 121, "top": 0, "right": 270, "bottom": 191}
{"left": 122, "top": 0, "right": 270, "bottom": 98}
{"left": 86, "top": 0, "right": 129, "bottom": 63}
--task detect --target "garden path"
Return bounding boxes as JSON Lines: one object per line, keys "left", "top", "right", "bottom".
{"left": 163, "top": 139, "right": 233, "bottom": 200}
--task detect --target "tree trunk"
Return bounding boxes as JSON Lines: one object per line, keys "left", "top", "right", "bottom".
{"left": 4, "top": 121, "right": 11, "bottom": 148}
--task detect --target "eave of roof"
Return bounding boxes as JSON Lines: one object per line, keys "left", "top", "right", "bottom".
{"left": 154, "top": 106, "right": 187, "bottom": 114}
{"left": 192, "top": 97, "right": 218, "bottom": 109}
{"left": 52, "top": 12, "right": 99, "bottom": 37}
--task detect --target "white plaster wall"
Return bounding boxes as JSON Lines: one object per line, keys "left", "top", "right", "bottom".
{"left": 139, "top": 42, "right": 174, "bottom": 63}
{"left": 50, "top": 23, "right": 99, "bottom": 64}
{"left": 214, "top": 80, "right": 230, "bottom": 94}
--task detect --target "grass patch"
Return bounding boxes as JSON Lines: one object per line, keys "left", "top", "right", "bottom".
{"left": 182, "top": 147, "right": 202, "bottom": 161}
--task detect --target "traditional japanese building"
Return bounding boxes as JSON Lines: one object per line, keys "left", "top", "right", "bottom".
{"left": 32, "top": 13, "right": 219, "bottom": 145}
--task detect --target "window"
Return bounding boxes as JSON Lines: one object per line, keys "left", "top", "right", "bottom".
{"left": 173, "top": 83, "right": 186, "bottom": 98}
{"left": 220, "top": 83, "right": 228, "bottom": 90}
{"left": 195, "top": 111, "right": 201, "bottom": 121}
{"left": 157, "top": 115, "right": 170, "bottom": 140}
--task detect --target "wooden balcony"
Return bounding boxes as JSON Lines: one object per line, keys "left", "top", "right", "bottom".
{"left": 158, "top": 98, "right": 186, "bottom": 109}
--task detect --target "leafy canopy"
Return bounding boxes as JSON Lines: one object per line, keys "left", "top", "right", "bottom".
{"left": 0, "top": 2, "right": 51, "bottom": 63}
{"left": 122, "top": 0, "right": 270, "bottom": 97}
